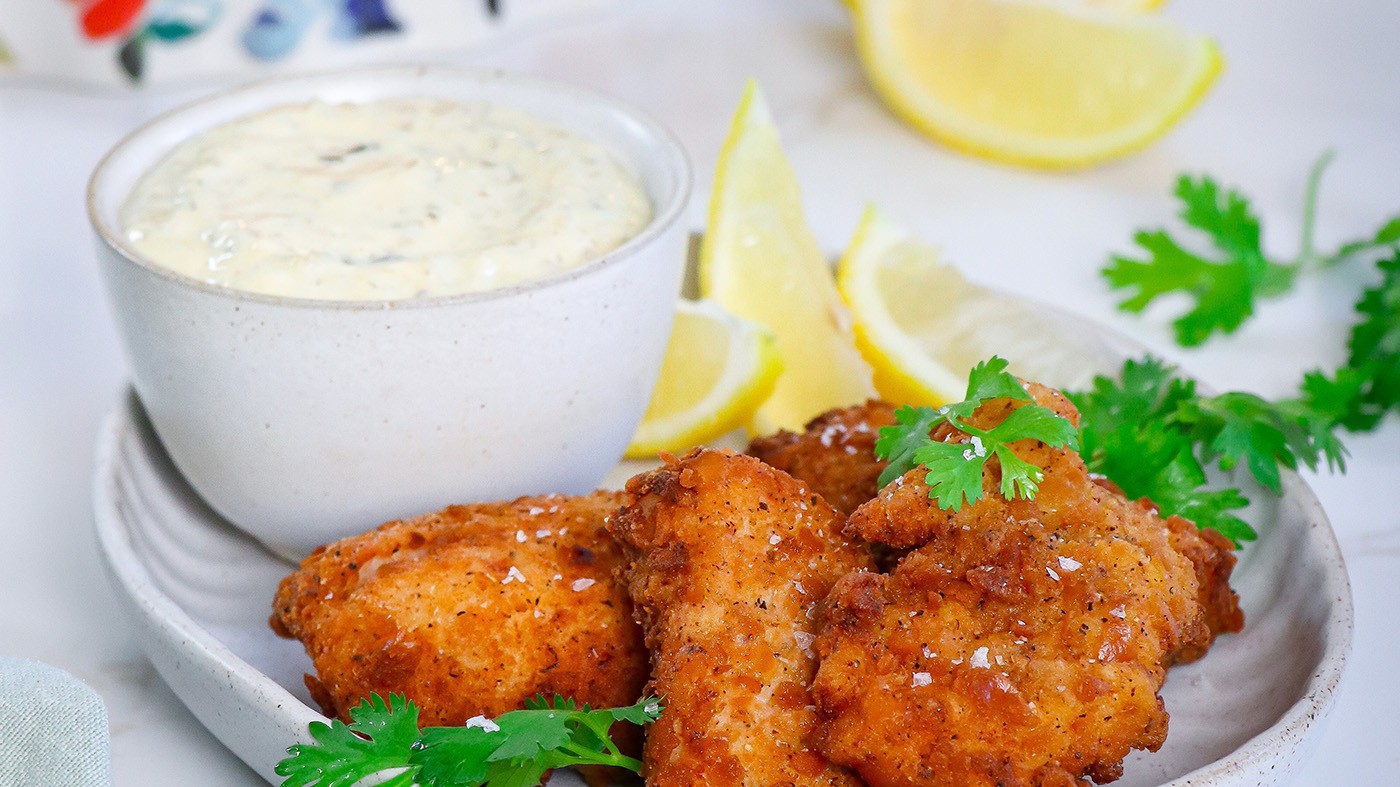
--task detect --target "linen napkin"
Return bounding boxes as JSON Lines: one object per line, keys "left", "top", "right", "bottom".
{"left": 0, "top": 656, "right": 110, "bottom": 787}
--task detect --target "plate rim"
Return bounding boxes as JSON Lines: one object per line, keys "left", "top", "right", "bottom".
{"left": 92, "top": 305, "right": 1355, "bottom": 786}
{"left": 92, "top": 394, "right": 322, "bottom": 784}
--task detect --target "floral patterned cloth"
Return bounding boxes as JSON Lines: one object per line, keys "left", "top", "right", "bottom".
{"left": 0, "top": 0, "right": 613, "bottom": 86}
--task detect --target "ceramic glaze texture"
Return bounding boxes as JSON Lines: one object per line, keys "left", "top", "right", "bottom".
{"left": 88, "top": 66, "right": 691, "bottom": 557}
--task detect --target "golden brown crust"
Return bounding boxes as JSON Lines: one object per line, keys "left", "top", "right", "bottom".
{"left": 1089, "top": 474, "right": 1246, "bottom": 660}
{"left": 814, "top": 384, "right": 1214, "bottom": 787}
{"left": 1161, "top": 514, "right": 1245, "bottom": 661}
{"left": 748, "top": 399, "right": 897, "bottom": 516}
{"left": 608, "top": 448, "right": 872, "bottom": 786}
{"left": 270, "top": 492, "right": 647, "bottom": 727}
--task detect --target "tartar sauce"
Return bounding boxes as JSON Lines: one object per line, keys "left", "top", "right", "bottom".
{"left": 120, "top": 98, "right": 652, "bottom": 300}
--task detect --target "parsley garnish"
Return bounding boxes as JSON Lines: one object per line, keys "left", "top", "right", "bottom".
{"left": 874, "top": 356, "right": 1079, "bottom": 511}
{"left": 1102, "top": 175, "right": 1297, "bottom": 346}
{"left": 1103, "top": 153, "right": 1400, "bottom": 432}
{"left": 1068, "top": 356, "right": 1348, "bottom": 547}
{"left": 276, "top": 693, "right": 663, "bottom": 787}
{"left": 1103, "top": 152, "right": 1400, "bottom": 348}
{"left": 1308, "top": 251, "right": 1400, "bottom": 430}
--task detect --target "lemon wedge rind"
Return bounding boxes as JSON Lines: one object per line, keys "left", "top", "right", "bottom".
{"left": 625, "top": 299, "right": 783, "bottom": 459}
{"left": 839, "top": 206, "right": 1111, "bottom": 406}
{"left": 700, "top": 80, "right": 876, "bottom": 433}
{"left": 852, "top": 0, "right": 1223, "bottom": 169}
{"left": 838, "top": 206, "right": 968, "bottom": 407}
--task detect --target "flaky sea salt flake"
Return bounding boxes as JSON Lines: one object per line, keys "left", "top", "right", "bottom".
{"left": 793, "top": 631, "right": 816, "bottom": 657}
{"left": 465, "top": 715, "right": 500, "bottom": 732}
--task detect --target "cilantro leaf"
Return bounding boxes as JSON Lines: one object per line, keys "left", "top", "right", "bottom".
{"left": 875, "top": 356, "right": 1039, "bottom": 488}
{"left": 910, "top": 439, "right": 986, "bottom": 511}
{"left": 873, "top": 356, "right": 1078, "bottom": 510}
{"left": 1175, "top": 392, "right": 1346, "bottom": 494}
{"left": 1300, "top": 251, "right": 1400, "bottom": 431}
{"left": 486, "top": 704, "right": 576, "bottom": 762}
{"left": 1299, "top": 367, "right": 1372, "bottom": 430}
{"left": 1068, "top": 356, "right": 1350, "bottom": 547}
{"left": 978, "top": 403, "right": 1080, "bottom": 501}
{"left": 1176, "top": 174, "right": 1264, "bottom": 261}
{"left": 875, "top": 405, "right": 947, "bottom": 488}
{"left": 482, "top": 761, "right": 551, "bottom": 787}
{"left": 992, "top": 446, "right": 1048, "bottom": 502}
{"left": 1348, "top": 252, "right": 1400, "bottom": 416}
{"left": 275, "top": 693, "right": 419, "bottom": 787}
{"left": 278, "top": 694, "right": 662, "bottom": 787}
{"left": 1067, "top": 366, "right": 1257, "bottom": 545}
{"left": 985, "top": 400, "right": 1080, "bottom": 449}
{"left": 412, "top": 727, "right": 497, "bottom": 785}
{"left": 607, "top": 696, "right": 665, "bottom": 726}
{"left": 1103, "top": 175, "right": 1298, "bottom": 346}
{"left": 1102, "top": 154, "right": 1400, "bottom": 426}
{"left": 962, "top": 356, "right": 1032, "bottom": 409}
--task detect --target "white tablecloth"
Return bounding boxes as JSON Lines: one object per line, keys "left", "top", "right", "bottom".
{"left": 2, "top": 0, "right": 1397, "bottom": 783}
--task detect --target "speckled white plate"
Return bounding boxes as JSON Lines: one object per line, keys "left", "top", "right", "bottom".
{"left": 93, "top": 305, "right": 1353, "bottom": 787}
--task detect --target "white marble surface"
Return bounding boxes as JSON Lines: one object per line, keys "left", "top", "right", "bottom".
{"left": 1, "top": 1, "right": 1396, "bottom": 784}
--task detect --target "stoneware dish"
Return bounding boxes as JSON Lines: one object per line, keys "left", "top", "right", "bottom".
{"left": 92, "top": 302, "right": 1352, "bottom": 787}
{"left": 88, "top": 65, "right": 692, "bottom": 558}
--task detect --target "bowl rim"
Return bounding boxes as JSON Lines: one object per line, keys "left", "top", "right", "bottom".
{"left": 86, "top": 63, "right": 693, "bottom": 311}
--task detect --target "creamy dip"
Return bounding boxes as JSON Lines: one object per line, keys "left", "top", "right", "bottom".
{"left": 120, "top": 98, "right": 652, "bottom": 300}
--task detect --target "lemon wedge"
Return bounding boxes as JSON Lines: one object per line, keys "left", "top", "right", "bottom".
{"left": 1087, "top": 0, "right": 1166, "bottom": 10}
{"left": 626, "top": 299, "right": 782, "bottom": 458}
{"left": 838, "top": 206, "right": 1105, "bottom": 406}
{"left": 700, "top": 81, "right": 876, "bottom": 432}
{"left": 847, "top": 0, "right": 1167, "bottom": 10}
{"left": 851, "top": 0, "right": 1221, "bottom": 168}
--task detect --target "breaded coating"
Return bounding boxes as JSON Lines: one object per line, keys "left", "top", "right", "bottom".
{"left": 1088, "top": 469, "right": 1245, "bottom": 661}
{"left": 271, "top": 492, "right": 647, "bottom": 727}
{"left": 748, "top": 399, "right": 896, "bottom": 516}
{"left": 813, "top": 384, "right": 1218, "bottom": 787}
{"left": 608, "top": 449, "right": 872, "bottom": 786}
{"left": 1161, "top": 513, "right": 1244, "bottom": 661}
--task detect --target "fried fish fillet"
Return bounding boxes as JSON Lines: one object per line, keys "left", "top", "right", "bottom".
{"left": 1161, "top": 514, "right": 1244, "bottom": 661}
{"left": 748, "top": 399, "right": 896, "bottom": 516}
{"left": 608, "top": 449, "right": 873, "bottom": 786}
{"left": 271, "top": 492, "right": 648, "bottom": 727}
{"left": 813, "top": 383, "right": 1221, "bottom": 787}
{"left": 753, "top": 396, "right": 1242, "bottom": 653}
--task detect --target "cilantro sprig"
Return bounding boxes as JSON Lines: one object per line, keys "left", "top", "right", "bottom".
{"left": 1068, "top": 356, "right": 1348, "bottom": 547}
{"left": 1309, "top": 251, "right": 1400, "bottom": 430}
{"left": 276, "top": 693, "right": 663, "bottom": 787}
{"left": 1103, "top": 154, "right": 1400, "bottom": 433}
{"left": 1103, "top": 152, "right": 1400, "bottom": 348}
{"left": 874, "top": 357, "right": 1079, "bottom": 511}
{"left": 1103, "top": 175, "right": 1297, "bottom": 346}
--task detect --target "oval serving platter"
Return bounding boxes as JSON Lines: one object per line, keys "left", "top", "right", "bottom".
{"left": 93, "top": 303, "right": 1352, "bottom": 787}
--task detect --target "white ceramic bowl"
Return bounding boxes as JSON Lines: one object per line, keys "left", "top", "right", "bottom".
{"left": 88, "top": 65, "right": 692, "bottom": 558}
